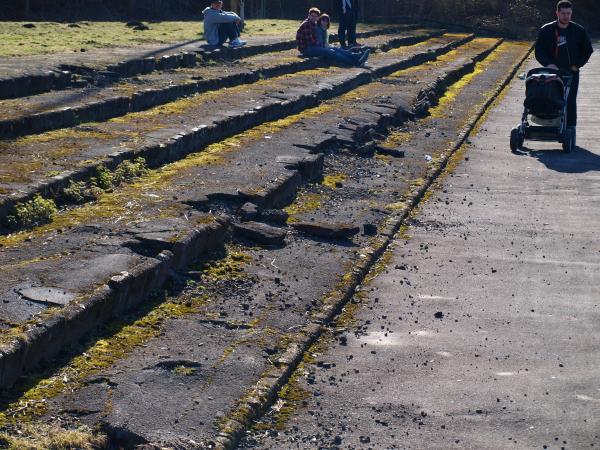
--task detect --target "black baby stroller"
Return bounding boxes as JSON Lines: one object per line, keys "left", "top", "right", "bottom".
{"left": 510, "top": 68, "right": 574, "bottom": 153}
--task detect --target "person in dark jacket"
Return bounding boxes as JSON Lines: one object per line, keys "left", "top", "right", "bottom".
{"left": 334, "top": 0, "right": 360, "bottom": 49}
{"left": 535, "top": 0, "right": 593, "bottom": 132}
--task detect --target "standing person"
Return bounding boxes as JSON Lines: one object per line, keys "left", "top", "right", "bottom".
{"left": 335, "top": 0, "right": 360, "bottom": 49}
{"left": 202, "top": 0, "right": 247, "bottom": 48}
{"left": 535, "top": 0, "right": 593, "bottom": 140}
{"left": 296, "top": 8, "right": 369, "bottom": 67}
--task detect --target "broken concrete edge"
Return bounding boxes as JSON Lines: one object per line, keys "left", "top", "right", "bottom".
{"left": 0, "top": 152, "right": 328, "bottom": 389}
{"left": 0, "top": 218, "right": 228, "bottom": 389}
{"left": 0, "top": 30, "right": 445, "bottom": 141}
{"left": 208, "top": 43, "right": 534, "bottom": 450}
{"left": 0, "top": 33, "right": 475, "bottom": 232}
{"left": 0, "top": 25, "right": 418, "bottom": 102}
{"left": 0, "top": 36, "right": 505, "bottom": 420}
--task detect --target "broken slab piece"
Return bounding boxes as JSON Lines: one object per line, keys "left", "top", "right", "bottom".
{"left": 233, "top": 221, "right": 287, "bottom": 246}
{"left": 17, "top": 287, "right": 76, "bottom": 306}
{"left": 291, "top": 221, "right": 360, "bottom": 239}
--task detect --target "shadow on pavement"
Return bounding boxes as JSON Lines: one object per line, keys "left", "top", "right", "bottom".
{"left": 514, "top": 146, "right": 600, "bottom": 173}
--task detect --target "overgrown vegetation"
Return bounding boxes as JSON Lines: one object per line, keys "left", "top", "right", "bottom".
{"left": 5, "top": 194, "right": 58, "bottom": 229}
{"left": 0, "top": 423, "right": 106, "bottom": 450}
{"left": 5, "top": 157, "right": 148, "bottom": 231}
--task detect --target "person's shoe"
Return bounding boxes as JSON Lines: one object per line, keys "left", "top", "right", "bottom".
{"left": 349, "top": 42, "right": 363, "bottom": 49}
{"left": 229, "top": 38, "right": 247, "bottom": 48}
{"left": 357, "top": 48, "right": 370, "bottom": 67}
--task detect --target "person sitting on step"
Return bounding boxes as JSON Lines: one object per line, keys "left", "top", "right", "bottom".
{"left": 316, "top": 13, "right": 370, "bottom": 66}
{"left": 296, "top": 7, "right": 369, "bottom": 67}
{"left": 202, "top": 0, "right": 247, "bottom": 48}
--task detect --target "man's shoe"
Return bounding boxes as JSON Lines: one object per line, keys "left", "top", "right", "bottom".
{"left": 349, "top": 42, "right": 363, "bottom": 49}
{"left": 357, "top": 48, "right": 370, "bottom": 67}
{"left": 229, "top": 38, "right": 247, "bottom": 48}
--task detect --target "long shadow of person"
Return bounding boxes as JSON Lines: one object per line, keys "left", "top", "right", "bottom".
{"left": 514, "top": 145, "right": 600, "bottom": 174}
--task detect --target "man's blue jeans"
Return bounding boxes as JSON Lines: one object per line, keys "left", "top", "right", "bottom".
{"left": 302, "top": 46, "right": 358, "bottom": 66}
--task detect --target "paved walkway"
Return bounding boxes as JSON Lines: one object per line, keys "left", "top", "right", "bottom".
{"left": 245, "top": 46, "right": 600, "bottom": 449}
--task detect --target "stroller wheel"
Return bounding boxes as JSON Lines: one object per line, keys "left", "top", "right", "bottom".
{"left": 562, "top": 127, "right": 574, "bottom": 153}
{"left": 510, "top": 127, "right": 522, "bottom": 152}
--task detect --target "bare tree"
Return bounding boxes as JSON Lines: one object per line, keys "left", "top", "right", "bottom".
{"left": 24, "top": 0, "right": 30, "bottom": 19}
{"left": 128, "top": 0, "right": 135, "bottom": 18}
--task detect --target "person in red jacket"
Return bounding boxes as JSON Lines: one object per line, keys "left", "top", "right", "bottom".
{"left": 535, "top": 0, "right": 593, "bottom": 136}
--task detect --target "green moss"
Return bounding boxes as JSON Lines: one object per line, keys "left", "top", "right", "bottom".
{"left": 198, "top": 251, "right": 251, "bottom": 282}
{"left": 172, "top": 366, "right": 196, "bottom": 376}
{"left": 284, "top": 193, "right": 327, "bottom": 220}
{"left": 1, "top": 292, "right": 208, "bottom": 424}
{"left": 321, "top": 174, "right": 346, "bottom": 189}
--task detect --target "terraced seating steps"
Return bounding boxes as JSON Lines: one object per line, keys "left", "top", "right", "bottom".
{"left": 0, "top": 35, "right": 533, "bottom": 450}
{"left": 0, "top": 29, "right": 443, "bottom": 140}
{"left": 0, "top": 36, "right": 517, "bottom": 390}
{"left": 0, "top": 33, "right": 472, "bottom": 232}
{"left": 0, "top": 24, "right": 419, "bottom": 101}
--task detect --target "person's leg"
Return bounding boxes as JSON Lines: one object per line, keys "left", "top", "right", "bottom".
{"left": 217, "top": 22, "right": 239, "bottom": 45}
{"left": 331, "top": 47, "right": 360, "bottom": 66}
{"left": 338, "top": 13, "right": 348, "bottom": 48}
{"left": 347, "top": 10, "right": 358, "bottom": 46}
{"left": 304, "top": 46, "right": 355, "bottom": 66}
{"left": 302, "top": 46, "right": 330, "bottom": 59}
{"left": 567, "top": 72, "right": 579, "bottom": 128}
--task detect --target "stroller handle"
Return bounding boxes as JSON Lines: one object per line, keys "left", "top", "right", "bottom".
{"left": 527, "top": 67, "right": 573, "bottom": 78}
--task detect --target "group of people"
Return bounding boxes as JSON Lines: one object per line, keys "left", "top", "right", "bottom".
{"left": 202, "top": 0, "right": 369, "bottom": 66}
{"left": 296, "top": 6, "right": 370, "bottom": 67}
{"left": 201, "top": 0, "right": 593, "bottom": 131}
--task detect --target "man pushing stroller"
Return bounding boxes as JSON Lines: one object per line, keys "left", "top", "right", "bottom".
{"left": 535, "top": 0, "right": 593, "bottom": 141}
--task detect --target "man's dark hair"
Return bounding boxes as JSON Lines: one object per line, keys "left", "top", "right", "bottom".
{"left": 556, "top": 0, "right": 572, "bottom": 11}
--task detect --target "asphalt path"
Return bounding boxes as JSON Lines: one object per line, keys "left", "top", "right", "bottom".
{"left": 243, "top": 46, "right": 600, "bottom": 449}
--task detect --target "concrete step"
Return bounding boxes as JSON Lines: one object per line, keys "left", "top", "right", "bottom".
{"left": 0, "top": 29, "right": 441, "bottom": 140}
{"left": 0, "top": 39, "right": 535, "bottom": 449}
{"left": 0, "top": 33, "right": 473, "bottom": 233}
{"left": 0, "top": 25, "right": 418, "bottom": 101}
{"left": 0, "top": 38, "right": 525, "bottom": 442}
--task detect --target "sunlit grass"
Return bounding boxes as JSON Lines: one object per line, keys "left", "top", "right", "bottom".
{"left": 0, "top": 19, "right": 304, "bottom": 57}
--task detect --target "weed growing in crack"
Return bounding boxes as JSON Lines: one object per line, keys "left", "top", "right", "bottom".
{"left": 91, "top": 157, "right": 149, "bottom": 191}
{"left": 62, "top": 180, "right": 102, "bottom": 204}
{"left": 91, "top": 165, "right": 113, "bottom": 191}
{"left": 5, "top": 194, "right": 58, "bottom": 229}
{"left": 112, "top": 157, "right": 149, "bottom": 186}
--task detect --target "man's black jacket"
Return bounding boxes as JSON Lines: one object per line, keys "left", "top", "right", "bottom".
{"left": 535, "top": 20, "right": 593, "bottom": 70}
{"left": 334, "top": 0, "right": 360, "bottom": 16}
